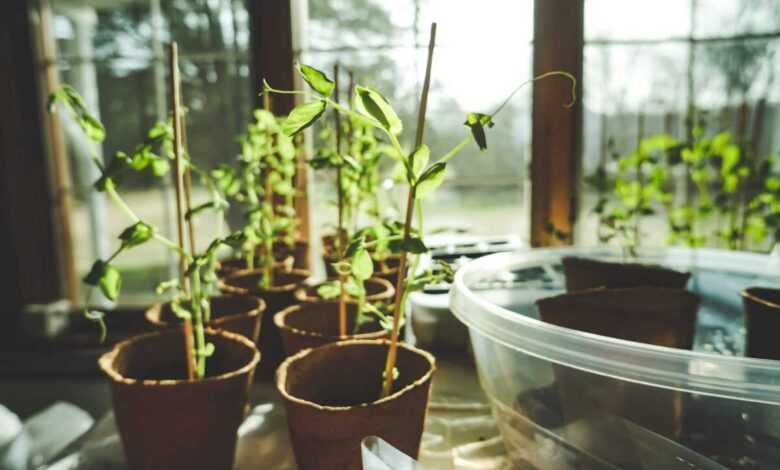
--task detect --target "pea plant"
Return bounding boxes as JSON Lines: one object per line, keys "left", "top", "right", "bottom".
{"left": 590, "top": 123, "right": 780, "bottom": 253}
{"left": 211, "top": 86, "right": 300, "bottom": 291}
{"left": 50, "top": 68, "right": 240, "bottom": 380}
{"left": 589, "top": 134, "right": 676, "bottom": 256}
{"left": 266, "top": 55, "right": 575, "bottom": 396}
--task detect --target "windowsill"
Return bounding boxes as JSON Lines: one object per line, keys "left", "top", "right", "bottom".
{"left": 0, "top": 307, "right": 151, "bottom": 378}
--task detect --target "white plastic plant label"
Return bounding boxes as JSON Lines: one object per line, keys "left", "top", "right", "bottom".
{"left": 361, "top": 436, "right": 424, "bottom": 470}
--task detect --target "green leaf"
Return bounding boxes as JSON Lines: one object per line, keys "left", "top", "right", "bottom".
{"left": 48, "top": 86, "right": 106, "bottom": 143}
{"left": 119, "top": 222, "right": 154, "bottom": 248}
{"left": 85, "top": 261, "right": 121, "bottom": 302}
{"left": 464, "top": 112, "right": 494, "bottom": 151}
{"left": 298, "top": 64, "right": 335, "bottom": 97}
{"left": 308, "top": 156, "right": 333, "bottom": 169}
{"left": 150, "top": 157, "right": 170, "bottom": 177}
{"left": 355, "top": 86, "right": 402, "bottom": 135}
{"left": 344, "top": 236, "right": 364, "bottom": 258}
{"left": 185, "top": 202, "right": 217, "bottom": 221}
{"left": 402, "top": 236, "right": 428, "bottom": 254}
{"left": 83, "top": 260, "right": 107, "bottom": 286}
{"left": 203, "top": 342, "right": 215, "bottom": 358}
{"left": 415, "top": 162, "right": 447, "bottom": 199}
{"left": 408, "top": 144, "right": 430, "bottom": 183}
{"left": 282, "top": 100, "right": 327, "bottom": 136}
{"left": 317, "top": 281, "right": 341, "bottom": 300}
{"left": 351, "top": 248, "right": 374, "bottom": 281}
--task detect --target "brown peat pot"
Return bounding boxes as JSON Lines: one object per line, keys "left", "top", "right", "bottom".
{"left": 275, "top": 301, "right": 389, "bottom": 356}
{"left": 742, "top": 287, "right": 780, "bottom": 360}
{"left": 536, "top": 286, "right": 700, "bottom": 439}
{"left": 277, "top": 339, "right": 434, "bottom": 470}
{"left": 294, "top": 277, "right": 395, "bottom": 304}
{"left": 217, "top": 255, "right": 294, "bottom": 278}
{"left": 99, "top": 328, "right": 259, "bottom": 470}
{"left": 561, "top": 256, "right": 691, "bottom": 292}
{"left": 220, "top": 268, "right": 309, "bottom": 378}
{"left": 274, "top": 239, "right": 310, "bottom": 270}
{"left": 145, "top": 294, "right": 265, "bottom": 342}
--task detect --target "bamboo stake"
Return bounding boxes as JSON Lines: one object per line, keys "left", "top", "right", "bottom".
{"left": 333, "top": 63, "right": 348, "bottom": 337}
{"left": 263, "top": 86, "right": 275, "bottom": 287}
{"left": 347, "top": 70, "right": 358, "bottom": 231}
{"left": 169, "top": 41, "right": 196, "bottom": 381}
{"left": 181, "top": 113, "right": 197, "bottom": 256}
{"left": 382, "top": 22, "right": 437, "bottom": 398}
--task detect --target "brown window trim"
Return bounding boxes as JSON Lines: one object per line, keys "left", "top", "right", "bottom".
{"left": 530, "top": 0, "right": 584, "bottom": 247}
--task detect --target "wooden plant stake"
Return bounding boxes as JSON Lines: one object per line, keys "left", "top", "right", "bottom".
{"left": 169, "top": 41, "right": 196, "bottom": 381}
{"left": 382, "top": 22, "right": 437, "bottom": 398}
{"left": 263, "top": 85, "right": 275, "bottom": 288}
{"left": 331, "top": 63, "right": 349, "bottom": 337}
{"left": 181, "top": 113, "right": 197, "bottom": 255}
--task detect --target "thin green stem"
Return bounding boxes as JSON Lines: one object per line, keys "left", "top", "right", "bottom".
{"left": 191, "top": 267, "right": 207, "bottom": 378}
{"left": 105, "top": 183, "right": 140, "bottom": 223}
{"left": 490, "top": 71, "right": 576, "bottom": 118}
{"left": 363, "top": 234, "right": 404, "bottom": 250}
{"left": 153, "top": 234, "right": 190, "bottom": 260}
{"left": 440, "top": 136, "right": 473, "bottom": 163}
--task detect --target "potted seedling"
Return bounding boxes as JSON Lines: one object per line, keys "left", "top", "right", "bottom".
{"left": 48, "top": 43, "right": 260, "bottom": 470}
{"left": 219, "top": 86, "right": 310, "bottom": 377}
{"left": 540, "top": 136, "right": 703, "bottom": 440}
{"left": 315, "top": 71, "right": 400, "bottom": 282}
{"left": 214, "top": 106, "right": 302, "bottom": 277}
{"left": 267, "top": 23, "right": 575, "bottom": 469}
{"left": 276, "top": 66, "right": 396, "bottom": 356}
{"left": 742, "top": 164, "right": 780, "bottom": 359}
{"left": 569, "top": 134, "right": 692, "bottom": 291}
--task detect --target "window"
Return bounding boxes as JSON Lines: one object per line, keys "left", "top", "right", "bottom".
{"left": 579, "top": 0, "right": 780, "bottom": 251}
{"left": 39, "top": 0, "right": 253, "bottom": 303}
{"left": 303, "top": 0, "right": 534, "bottom": 239}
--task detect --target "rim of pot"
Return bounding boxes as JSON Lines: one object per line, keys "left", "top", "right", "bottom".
{"left": 219, "top": 268, "right": 310, "bottom": 295}
{"left": 293, "top": 277, "right": 395, "bottom": 304}
{"left": 742, "top": 287, "right": 780, "bottom": 309}
{"left": 219, "top": 255, "right": 294, "bottom": 271}
{"left": 145, "top": 295, "right": 266, "bottom": 328}
{"left": 273, "top": 301, "right": 389, "bottom": 341}
{"left": 99, "top": 328, "right": 260, "bottom": 386}
{"left": 275, "top": 339, "right": 436, "bottom": 411}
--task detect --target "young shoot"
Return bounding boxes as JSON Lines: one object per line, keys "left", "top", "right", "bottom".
{"left": 49, "top": 46, "right": 241, "bottom": 380}
{"left": 226, "top": 88, "right": 299, "bottom": 289}
{"left": 268, "top": 43, "right": 575, "bottom": 397}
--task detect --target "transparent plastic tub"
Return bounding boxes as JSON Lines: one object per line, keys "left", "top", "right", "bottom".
{"left": 450, "top": 246, "right": 780, "bottom": 469}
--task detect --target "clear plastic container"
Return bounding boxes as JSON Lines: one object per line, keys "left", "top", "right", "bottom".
{"left": 450, "top": 246, "right": 780, "bottom": 469}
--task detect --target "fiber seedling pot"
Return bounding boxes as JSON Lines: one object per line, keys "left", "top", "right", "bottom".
{"left": 294, "top": 277, "right": 395, "bottom": 304}
{"left": 217, "top": 255, "right": 294, "bottom": 278}
{"left": 274, "top": 239, "right": 310, "bottom": 270}
{"left": 275, "top": 301, "right": 389, "bottom": 356}
{"left": 99, "top": 328, "right": 259, "bottom": 470}
{"left": 561, "top": 256, "right": 691, "bottom": 292}
{"left": 145, "top": 294, "right": 265, "bottom": 343}
{"left": 536, "top": 286, "right": 700, "bottom": 438}
{"left": 277, "top": 339, "right": 435, "bottom": 470}
{"left": 742, "top": 287, "right": 780, "bottom": 360}
{"left": 220, "top": 268, "right": 309, "bottom": 378}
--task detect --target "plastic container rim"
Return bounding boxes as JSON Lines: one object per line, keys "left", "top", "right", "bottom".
{"left": 450, "top": 246, "right": 780, "bottom": 405}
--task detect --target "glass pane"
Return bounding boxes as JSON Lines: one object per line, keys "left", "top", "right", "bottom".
{"left": 695, "top": 0, "right": 780, "bottom": 37}
{"left": 694, "top": 38, "right": 780, "bottom": 107}
{"left": 417, "top": 0, "right": 533, "bottom": 45}
{"left": 305, "top": 0, "right": 533, "bottom": 239}
{"left": 47, "top": 0, "right": 252, "bottom": 303}
{"left": 586, "top": 0, "right": 691, "bottom": 42}
{"left": 306, "top": 0, "right": 415, "bottom": 50}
